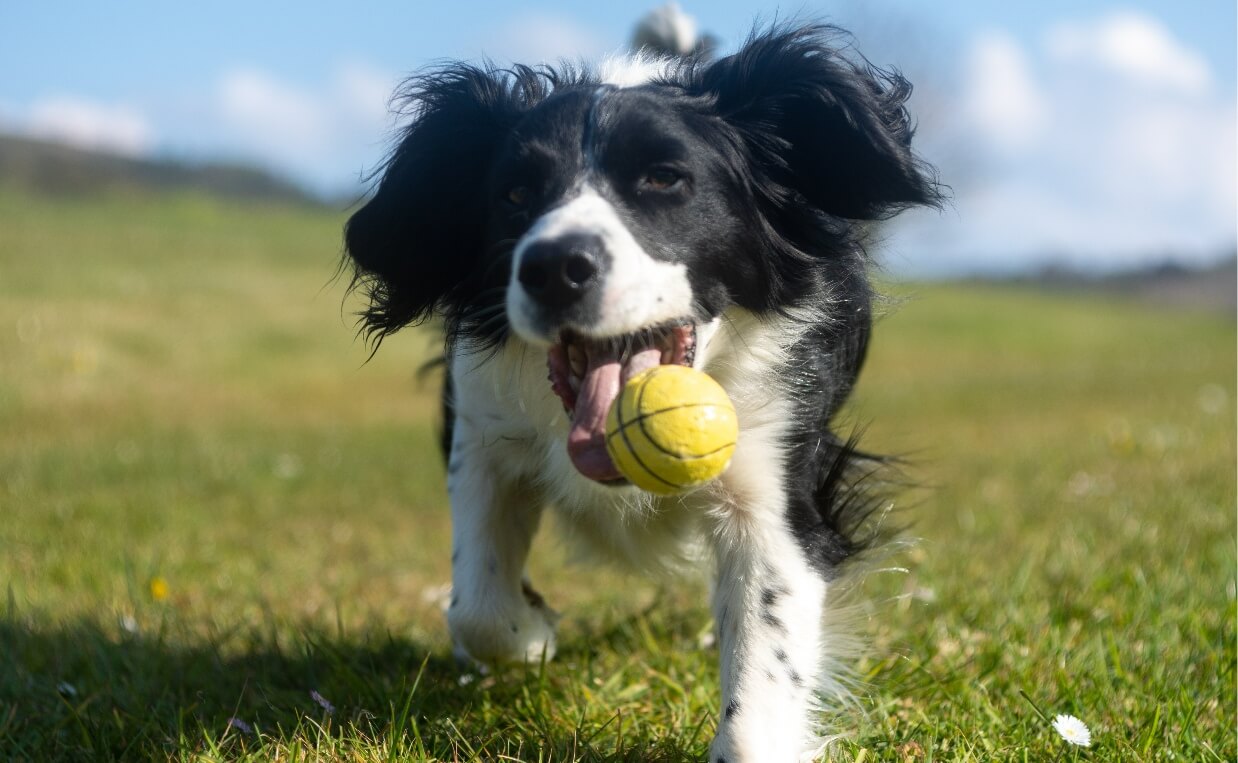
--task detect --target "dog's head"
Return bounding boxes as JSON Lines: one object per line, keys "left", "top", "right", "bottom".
{"left": 345, "top": 24, "right": 940, "bottom": 482}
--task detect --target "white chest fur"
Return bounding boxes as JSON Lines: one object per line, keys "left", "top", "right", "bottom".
{"left": 447, "top": 308, "right": 806, "bottom": 573}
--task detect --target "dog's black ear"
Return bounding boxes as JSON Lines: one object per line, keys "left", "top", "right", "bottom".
{"left": 692, "top": 25, "right": 941, "bottom": 220}
{"left": 345, "top": 64, "right": 547, "bottom": 340}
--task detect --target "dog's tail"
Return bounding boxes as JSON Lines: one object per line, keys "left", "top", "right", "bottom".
{"left": 630, "top": 3, "right": 718, "bottom": 59}
{"left": 815, "top": 432, "right": 909, "bottom": 566}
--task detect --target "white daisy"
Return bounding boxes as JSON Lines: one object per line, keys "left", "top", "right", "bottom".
{"left": 1052, "top": 714, "right": 1092, "bottom": 747}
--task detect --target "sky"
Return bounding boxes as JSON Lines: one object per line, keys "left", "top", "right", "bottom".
{"left": 1, "top": 1, "right": 1234, "bottom": 276}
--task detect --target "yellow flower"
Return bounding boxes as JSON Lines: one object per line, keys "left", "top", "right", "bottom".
{"left": 149, "top": 576, "right": 169, "bottom": 601}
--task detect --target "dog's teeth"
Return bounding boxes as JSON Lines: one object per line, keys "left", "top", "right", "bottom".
{"left": 656, "top": 332, "right": 674, "bottom": 365}
{"left": 677, "top": 324, "right": 695, "bottom": 366}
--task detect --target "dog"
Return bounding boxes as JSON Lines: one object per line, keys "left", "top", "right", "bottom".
{"left": 343, "top": 23, "right": 939, "bottom": 762}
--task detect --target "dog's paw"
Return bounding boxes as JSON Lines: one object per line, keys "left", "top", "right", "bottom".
{"left": 447, "top": 595, "right": 558, "bottom": 666}
{"left": 708, "top": 731, "right": 746, "bottom": 763}
{"left": 709, "top": 726, "right": 818, "bottom": 763}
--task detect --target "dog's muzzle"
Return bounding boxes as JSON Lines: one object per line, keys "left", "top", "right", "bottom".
{"left": 547, "top": 324, "right": 697, "bottom": 483}
{"left": 516, "top": 233, "right": 606, "bottom": 313}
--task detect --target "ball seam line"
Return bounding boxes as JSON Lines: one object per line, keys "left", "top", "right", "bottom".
{"left": 614, "top": 370, "right": 685, "bottom": 491}
{"left": 610, "top": 424, "right": 736, "bottom": 461}
{"left": 635, "top": 382, "right": 701, "bottom": 487}
{"left": 602, "top": 402, "right": 723, "bottom": 435}
{"left": 616, "top": 403, "right": 685, "bottom": 491}
{"left": 602, "top": 404, "right": 729, "bottom": 438}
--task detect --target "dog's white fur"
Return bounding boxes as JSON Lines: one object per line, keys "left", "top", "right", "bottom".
{"left": 507, "top": 186, "right": 694, "bottom": 343}
{"left": 447, "top": 300, "right": 845, "bottom": 760}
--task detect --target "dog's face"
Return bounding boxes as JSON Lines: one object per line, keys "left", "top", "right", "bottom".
{"left": 345, "top": 28, "right": 939, "bottom": 483}
{"left": 496, "top": 86, "right": 754, "bottom": 344}
{"left": 489, "top": 84, "right": 772, "bottom": 480}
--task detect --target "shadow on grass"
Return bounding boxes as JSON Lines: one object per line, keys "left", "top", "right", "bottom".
{"left": 0, "top": 612, "right": 708, "bottom": 762}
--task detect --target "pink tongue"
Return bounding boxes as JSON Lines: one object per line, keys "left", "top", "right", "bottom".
{"left": 566, "top": 343, "right": 663, "bottom": 482}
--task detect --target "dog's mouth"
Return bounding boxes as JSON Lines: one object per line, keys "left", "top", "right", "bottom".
{"left": 547, "top": 323, "right": 697, "bottom": 483}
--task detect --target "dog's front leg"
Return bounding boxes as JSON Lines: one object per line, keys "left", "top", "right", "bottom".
{"left": 707, "top": 489, "right": 830, "bottom": 761}
{"left": 445, "top": 419, "right": 556, "bottom": 665}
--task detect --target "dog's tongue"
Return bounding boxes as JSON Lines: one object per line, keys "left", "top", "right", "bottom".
{"left": 566, "top": 342, "right": 662, "bottom": 482}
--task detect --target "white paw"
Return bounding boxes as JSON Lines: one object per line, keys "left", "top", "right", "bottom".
{"left": 447, "top": 598, "right": 558, "bottom": 665}
{"left": 708, "top": 731, "right": 745, "bottom": 763}
{"left": 710, "top": 725, "right": 816, "bottom": 763}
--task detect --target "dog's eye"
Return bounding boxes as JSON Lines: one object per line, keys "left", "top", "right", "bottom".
{"left": 504, "top": 186, "right": 531, "bottom": 208}
{"left": 640, "top": 168, "right": 683, "bottom": 192}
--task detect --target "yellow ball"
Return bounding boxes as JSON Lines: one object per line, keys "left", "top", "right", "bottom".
{"left": 605, "top": 365, "right": 738, "bottom": 495}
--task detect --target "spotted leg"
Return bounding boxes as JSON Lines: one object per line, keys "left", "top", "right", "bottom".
{"left": 707, "top": 471, "right": 830, "bottom": 761}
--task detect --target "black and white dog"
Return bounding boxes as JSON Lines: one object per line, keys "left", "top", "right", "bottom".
{"left": 344, "top": 24, "right": 939, "bottom": 762}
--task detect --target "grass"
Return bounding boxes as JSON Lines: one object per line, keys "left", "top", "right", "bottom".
{"left": 0, "top": 187, "right": 1233, "bottom": 761}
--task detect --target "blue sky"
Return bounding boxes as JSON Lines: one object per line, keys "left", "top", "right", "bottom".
{"left": 1, "top": 1, "right": 1234, "bottom": 274}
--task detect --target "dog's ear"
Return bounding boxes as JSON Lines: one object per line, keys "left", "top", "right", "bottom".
{"left": 692, "top": 25, "right": 941, "bottom": 220}
{"left": 345, "top": 65, "right": 546, "bottom": 340}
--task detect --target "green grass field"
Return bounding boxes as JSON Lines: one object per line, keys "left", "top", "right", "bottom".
{"left": 1, "top": 188, "right": 1233, "bottom": 761}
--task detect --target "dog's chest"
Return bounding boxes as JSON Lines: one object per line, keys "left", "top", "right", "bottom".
{"left": 446, "top": 311, "right": 801, "bottom": 571}
{"left": 449, "top": 342, "right": 711, "bottom": 571}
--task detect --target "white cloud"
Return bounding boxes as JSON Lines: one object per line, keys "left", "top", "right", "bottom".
{"left": 1047, "top": 12, "right": 1212, "bottom": 94}
{"left": 330, "top": 62, "right": 396, "bottom": 127}
{"left": 900, "top": 12, "right": 1236, "bottom": 274}
{"left": 217, "top": 69, "right": 331, "bottom": 160}
{"left": 4, "top": 60, "right": 399, "bottom": 195}
{"left": 480, "top": 13, "right": 611, "bottom": 65}
{"left": 208, "top": 63, "right": 399, "bottom": 192}
{"left": 23, "top": 97, "right": 154, "bottom": 156}
{"left": 962, "top": 31, "right": 1047, "bottom": 152}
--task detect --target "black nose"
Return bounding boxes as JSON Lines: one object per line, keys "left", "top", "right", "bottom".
{"left": 517, "top": 234, "right": 603, "bottom": 310}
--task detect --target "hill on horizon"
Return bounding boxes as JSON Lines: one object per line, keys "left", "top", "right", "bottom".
{"left": 0, "top": 132, "right": 325, "bottom": 207}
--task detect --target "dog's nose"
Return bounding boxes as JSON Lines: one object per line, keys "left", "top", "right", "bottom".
{"left": 517, "top": 234, "right": 602, "bottom": 310}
